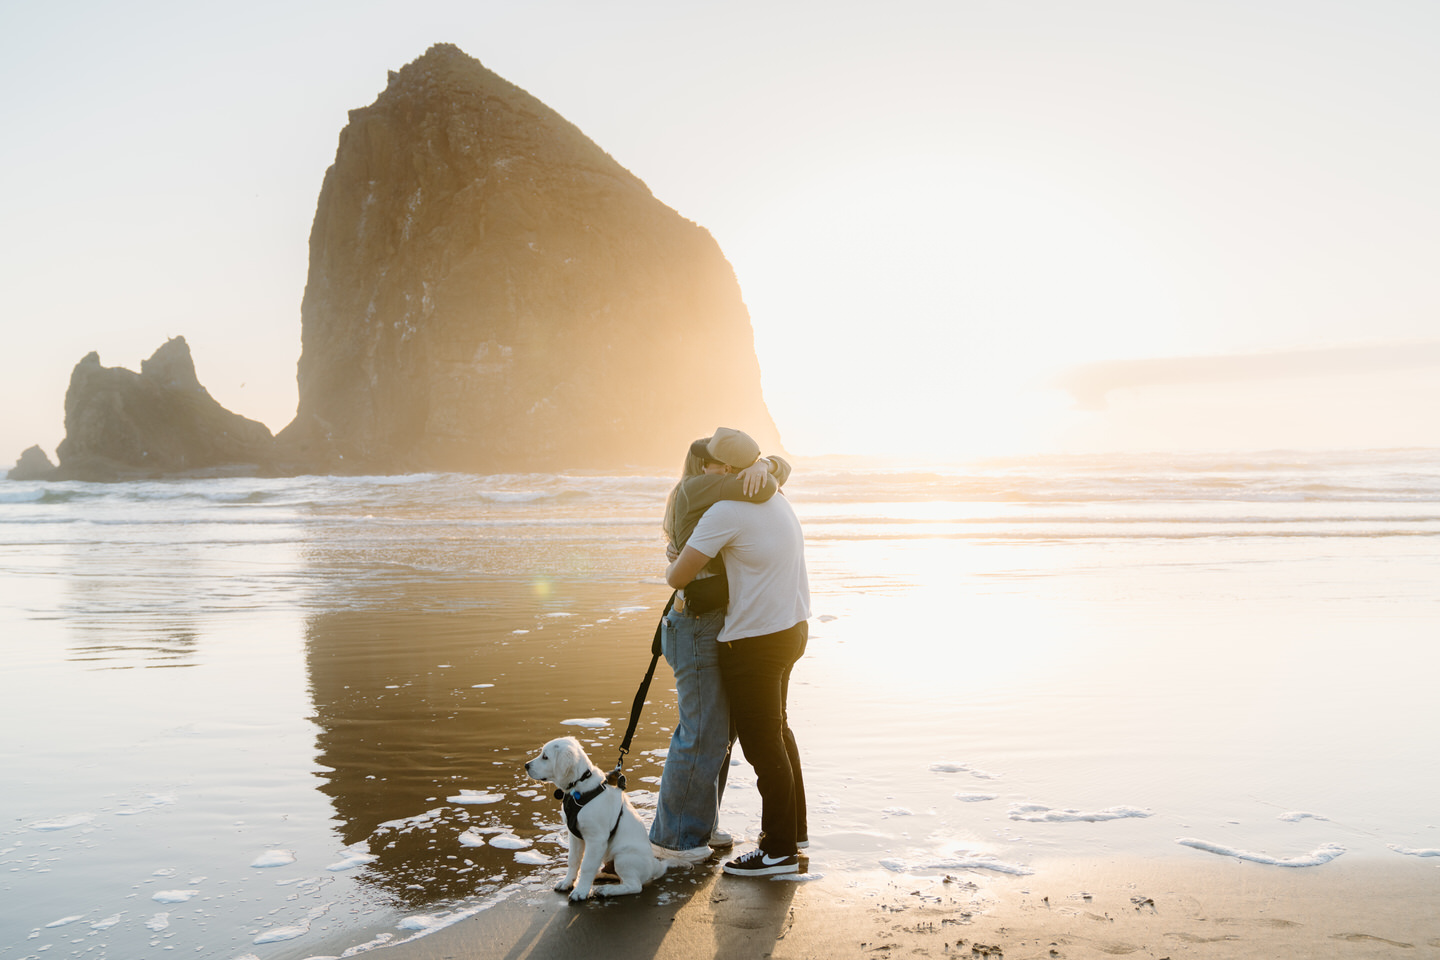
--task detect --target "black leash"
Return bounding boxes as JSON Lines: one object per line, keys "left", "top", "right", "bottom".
{"left": 606, "top": 590, "right": 675, "bottom": 790}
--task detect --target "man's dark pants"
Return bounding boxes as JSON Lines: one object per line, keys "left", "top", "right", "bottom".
{"left": 718, "top": 620, "right": 808, "bottom": 856}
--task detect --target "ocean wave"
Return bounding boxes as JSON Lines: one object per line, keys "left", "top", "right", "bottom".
{"left": 3, "top": 451, "right": 1437, "bottom": 544}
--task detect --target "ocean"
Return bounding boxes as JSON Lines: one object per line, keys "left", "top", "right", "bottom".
{"left": 3, "top": 448, "right": 1438, "bottom": 959}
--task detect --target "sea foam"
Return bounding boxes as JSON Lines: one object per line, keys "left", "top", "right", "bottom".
{"left": 250, "top": 849, "right": 297, "bottom": 868}
{"left": 881, "top": 855, "right": 1033, "bottom": 876}
{"left": 1009, "top": 803, "right": 1151, "bottom": 823}
{"left": 1177, "top": 838, "right": 1345, "bottom": 866}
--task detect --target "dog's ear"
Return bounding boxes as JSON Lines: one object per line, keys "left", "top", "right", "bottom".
{"left": 556, "top": 737, "right": 586, "bottom": 784}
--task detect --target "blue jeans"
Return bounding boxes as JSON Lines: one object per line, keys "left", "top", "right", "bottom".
{"left": 649, "top": 606, "right": 733, "bottom": 851}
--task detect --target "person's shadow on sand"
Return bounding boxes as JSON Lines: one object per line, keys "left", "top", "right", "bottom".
{"left": 490, "top": 864, "right": 801, "bottom": 960}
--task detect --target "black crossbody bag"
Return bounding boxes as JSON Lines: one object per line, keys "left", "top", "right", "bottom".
{"left": 683, "top": 569, "right": 728, "bottom": 614}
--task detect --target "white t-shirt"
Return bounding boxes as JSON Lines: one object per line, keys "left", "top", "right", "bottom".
{"left": 685, "top": 494, "right": 811, "bottom": 643}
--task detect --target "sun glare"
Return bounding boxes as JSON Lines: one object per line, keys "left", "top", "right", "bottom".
{"left": 726, "top": 158, "right": 1184, "bottom": 459}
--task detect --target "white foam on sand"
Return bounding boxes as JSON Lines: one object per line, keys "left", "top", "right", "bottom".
{"left": 880, "top": 855, "right": 1033, "bottom": 876}
{"left": 627, "top": 789, "right": 658, "bottom": 808}
{"left": 377, "top": 809, "right": 446, "bottom": 832}
{"left": 327, "top": 851, "right": 379, "bottom": 871}
{"left": 1177, "top": 838, "right": 1346, "bottom": 866}
{"left": 252, "top": 904, "right": 331, "bottom": 944}
{"left": 929, "top": 762, "right": 970, "bottom": 773}
{"left": 471, "top": 683, "right": 495, "bottom": 688}
{"left": 458, "top": 830, "right": 488, "bottom": 848}
{"left": 90, "top": 914, "right": 123, "bottom": 930}
{"left": 1278, "top": 811, "right": 1330, "bottom": 822}
{"left": 45, "top": 915, "right": 85, "bottom": 928}
{"left": 250, "top": 849, "right": 297, "bottom": 868}
{"left": 488, "top": 834, "right": 530, "bottom": 850}
{"left": 397, "top": 914, "right": 449, "bottom": 932}
{"left": 152, "top": 889, "right": 200, "bottom": 903}
{"left": 955, "top": 793, "right": 999, "bottom": 803}
{"left": 1389, "top": 844, "right": 1440, "bottom": 857}
{"left": 560, "top": 718, "right": 609, "bottom": 728}
{"left": 882, "top": 807, "right": 914, "bottom": 816}
{"left": 447, "top": 790, "right": 505, "bottom": 804}
{"left": 1008, "top": 803, "right": 1152, "bottom": 823}
{"left": 513, "top": 850, "right": 552, "bottom": 865}
{"left": 145, "top": 913, "right": 170, "bottom": 931}
{"left": 28, "top": 813, "right": 95, "bottom": 831}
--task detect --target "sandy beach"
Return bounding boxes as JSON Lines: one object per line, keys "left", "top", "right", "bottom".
{"left": 355, "top": 856, "right": 1440, "bottom": 959}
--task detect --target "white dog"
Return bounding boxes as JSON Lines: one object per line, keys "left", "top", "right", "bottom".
{"left": 524, "top": 736, "right": 667, "bottom": 901}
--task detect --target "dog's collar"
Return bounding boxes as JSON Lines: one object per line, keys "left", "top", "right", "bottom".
{"left": 554, "top": 768, "right": 604, "bottom": 804}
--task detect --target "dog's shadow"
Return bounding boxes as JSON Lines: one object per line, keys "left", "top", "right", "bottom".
{"left": 496, "top": 863, "right": 801, "bottom": 960}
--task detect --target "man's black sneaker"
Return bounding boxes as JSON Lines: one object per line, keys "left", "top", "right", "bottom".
{"left": 759, "top": 830, "right": 809, "bottom": 850}
{"left": 722, "top": 848, "right": 800, "bottom": 877}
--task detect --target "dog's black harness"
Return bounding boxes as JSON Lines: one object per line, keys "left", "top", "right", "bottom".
{"left": 555, "top": 769, "right": 623, "bottom": 840}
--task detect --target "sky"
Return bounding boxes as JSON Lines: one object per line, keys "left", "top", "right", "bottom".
{"left": 2, "top": 0, "right": 1437, "bottom": 465}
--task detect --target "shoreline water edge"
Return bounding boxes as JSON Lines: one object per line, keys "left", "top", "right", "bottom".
{"left": 2, "top": 449, "right": 1437, "bottom": 958}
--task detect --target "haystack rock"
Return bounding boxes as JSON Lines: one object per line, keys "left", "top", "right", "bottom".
{"left": 276, "top": 43, "right": 781, "bottom": 473}
{"left": 53, "top": 338, "right": 277, "bottom": 480}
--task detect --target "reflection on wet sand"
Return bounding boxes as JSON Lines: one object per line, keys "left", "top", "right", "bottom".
{"left": 304, "top": 575, "right": 675, "bottom": 906}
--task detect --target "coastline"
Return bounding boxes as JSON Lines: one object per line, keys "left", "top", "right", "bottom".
{"left": 5, "top": 463, "right": 1438, "bottom": 960}
{"left": 347, "top": 854, "right": 1440, "bottom": 959}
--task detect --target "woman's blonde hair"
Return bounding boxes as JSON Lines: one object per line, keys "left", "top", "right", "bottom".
{"left": 662, "top": 444, "right": 709, "bottom": 548}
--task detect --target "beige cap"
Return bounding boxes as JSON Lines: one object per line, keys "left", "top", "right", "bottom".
{"left": 691, "top": 427, "right": 761, "bottom": 469}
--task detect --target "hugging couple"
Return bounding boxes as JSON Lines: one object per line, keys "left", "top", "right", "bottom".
{"left": 651, "top": 427, "right": 811, "bottom": 877}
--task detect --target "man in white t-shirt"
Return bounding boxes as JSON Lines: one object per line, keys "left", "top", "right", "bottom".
{"left": 666, "top": 454, "right": 812, "bottom": 877}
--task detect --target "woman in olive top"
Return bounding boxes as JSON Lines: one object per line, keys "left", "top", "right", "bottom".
{"left": 649, "top": 428, "right": 790, "bottom": 862}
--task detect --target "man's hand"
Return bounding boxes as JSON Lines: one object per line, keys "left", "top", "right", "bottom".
{"left": 738, "top": 457, "right": 771, "bottom": 497}
{"left": 666, "top": 545, "right": 712, "bottom": 589}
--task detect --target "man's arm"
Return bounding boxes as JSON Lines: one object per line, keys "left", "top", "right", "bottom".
{"left": 666, "top": 545, "right": 712, "bottom": 589}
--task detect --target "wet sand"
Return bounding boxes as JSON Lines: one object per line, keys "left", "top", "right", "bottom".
{"left": 5, "top": 465, "right": 1438, "bottom": 959}
{"left": 368, "top": 856, "right": 1440, "bottom": 959}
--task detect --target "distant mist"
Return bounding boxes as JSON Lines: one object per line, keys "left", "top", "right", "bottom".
{"left": 1056, "top": 341, "right": 1440, "bottom": 411}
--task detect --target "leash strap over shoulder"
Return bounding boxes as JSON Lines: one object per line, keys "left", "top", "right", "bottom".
{"left": 608, "top": 591, "right": 675, "bottom": 788}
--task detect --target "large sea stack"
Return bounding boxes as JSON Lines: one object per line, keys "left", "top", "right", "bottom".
{"left": 277, "top": 43, "right": 781, "bottom": 473}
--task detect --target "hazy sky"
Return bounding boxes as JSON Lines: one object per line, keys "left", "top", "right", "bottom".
{"left": 2, "top": 0, "right": 1437, "bottom": 464}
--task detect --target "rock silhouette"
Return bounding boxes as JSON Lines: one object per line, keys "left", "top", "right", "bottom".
{"left": 52, "top": 338, "right": 276, "bottom": 480}
{"left": 278, "top": 42, "right": 780, "bottom": 473}
{"left": 8, "top": 446, "right": 58, "bottom": 481}
{"left": 18, "top": 44, "right": 781, "bottom": 480}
